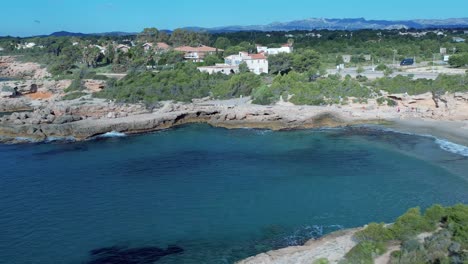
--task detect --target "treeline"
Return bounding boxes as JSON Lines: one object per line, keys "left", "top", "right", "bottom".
{"left": 94, "top": 63, "right": 261, "bottom": 104}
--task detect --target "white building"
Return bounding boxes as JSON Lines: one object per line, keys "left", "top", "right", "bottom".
{"left": 197, "top": 64, "right": 238, "bottom": 75}
{"left": 256, "top": 44, "right": 293, "bottom": 55}
{"left": 225, "top": 52, "right": 268, "bottom": 74}
{"left": 198, "top": 52, "right": 269, "bottom": 75}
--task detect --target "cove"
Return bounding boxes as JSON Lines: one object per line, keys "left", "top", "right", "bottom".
{"left": 0, "top": 124, "right": 467, "bottom": 263}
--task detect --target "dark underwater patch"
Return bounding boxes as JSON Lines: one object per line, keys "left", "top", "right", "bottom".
{"left": 87, "top": 245, "right": 183, "bottom": 264}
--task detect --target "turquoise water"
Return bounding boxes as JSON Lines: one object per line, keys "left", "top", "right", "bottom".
{"left": 0, "top": 124, "right": 467, "bottom": 263}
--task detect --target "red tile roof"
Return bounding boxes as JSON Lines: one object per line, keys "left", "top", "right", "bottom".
{"left": 156, "top": 42, "right": 170, "bottom": 49}
{"left": 249, "top": 53, "right": 267, "bottom": 60}
{"left": 174, "top": 45, "right": 222, "bottom": 52}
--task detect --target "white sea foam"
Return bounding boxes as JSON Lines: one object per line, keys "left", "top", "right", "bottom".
{"left": 434, "top": 138, "right": 468, "bottom": 157}
{"left": 45, "top": 136, "right": 76, "bottom": 142}
{"left": 358, "top": 125, "right": 468, "bottom": 157}
{"left": 99, "top": 131, "right": 126, "bottom": 138}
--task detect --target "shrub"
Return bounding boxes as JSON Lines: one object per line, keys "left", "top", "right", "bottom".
{"left": 62, "top": 91, "right": 87, "bottom": 100}
{"left": 424, "top": 204, "right": 447, "bottom": 225}
{"left": 355, "top": 222, "right": 395, "bottom": 242}
{"left": 445, "top": 204, "right": 468, "bottom": 249}
{"left": 252, "top": 85, "right": 276, "bottom": 105}
{"left": 375, "top": 64, "right": 388, "bottom": 71}
{"left": 342, "top": 241, "right": 387, "bottom": 264}
{"left": 313, "top": 258, "right": 330, "bottom": 264}
{"left": 387, "top": 99, "right": 397, "bottom": 106}
{"left": 390, "top": 207, "right": 435, "bottom": 240}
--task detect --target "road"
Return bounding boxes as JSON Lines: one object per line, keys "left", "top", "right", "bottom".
{"left": 327, "top": 62, "right": 466, "bottom": 80}
{"left": 327, "top": 67, "right": 441, "bottom": 80}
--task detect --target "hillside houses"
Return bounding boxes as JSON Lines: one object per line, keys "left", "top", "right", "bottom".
{"left": 174, "top": 45, "right": 222, "bottom": 62}
{"left": 198, "top": 51, "right": 268, "bottom": 75}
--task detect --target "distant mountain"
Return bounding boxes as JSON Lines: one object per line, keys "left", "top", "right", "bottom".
{"left": 186, "top": 17, "right": 468, "bottom": 32}
{"left": 49, "top": 31, "right": 89, "bottom": 37}
{"left": 13, "top": 17, "right": 468, "bottom": 38}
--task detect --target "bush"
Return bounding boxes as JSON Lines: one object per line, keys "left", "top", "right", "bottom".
{"left": 342, "top": 241, "right": 387, "bottom": 264}
{"left": 62, "top": 91, "right": 87, "bottom": 100}
{"left": 64, "top": 78, "right": 84, "bottom": 93}
{"left": 424, "top": 204, "right": 447, "bottom": 225}
{"left": 390, "top": 207, "right": 435, "bottom": 240}
{"left": 445, "top": 204, "right": 468, "bottom": 249}
{"left": 355, "top": 223, "right": 395, "bottom": 242}
{"left": 375, "top": 64, "right": 388, "bottom": 71}
{"left": 252, "top": 85, "right": 276, "bottom": 105}
{"left": 313, "top": 258, "right": 330, "bottom": 264}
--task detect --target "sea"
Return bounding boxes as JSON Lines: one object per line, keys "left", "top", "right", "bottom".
{"left": 0, "top": 124, "right": 467, "bottom": 263}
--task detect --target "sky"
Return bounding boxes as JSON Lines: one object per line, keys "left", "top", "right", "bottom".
{"left": 1, "top": 0, "right": 468, "bottom": 37}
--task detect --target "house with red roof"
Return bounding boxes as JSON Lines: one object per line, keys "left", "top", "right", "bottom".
{"left": 143, "top": 42, "right": 171, "bottom": 53}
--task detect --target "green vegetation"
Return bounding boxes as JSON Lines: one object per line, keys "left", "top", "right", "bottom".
{"left": 341, "top": 204, "right": 468, "bottom": 264}
{"left": 1, "top": 28, "right": 467, "bottom": 105}
{"left": 62, "top": 91, "right": 87, "bottom": 100}
{"left": 94, "top": 63, "right": 262, "bottom": 104}
{"left": 313, "top": 258, "right": 330, "bottom": 264}
{"left": 342, "top": 241, "right": 387, "bottom": 264}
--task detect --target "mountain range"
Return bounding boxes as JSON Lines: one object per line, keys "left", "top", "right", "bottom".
{"left": 26, "top": 17, "right": 468, "bottom": 37}
{"left": 204, "top": 17, "right": 468, "bottom": 32}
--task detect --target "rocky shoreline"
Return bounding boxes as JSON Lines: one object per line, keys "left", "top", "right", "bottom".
{"left": 0, "top": 100, "right": 382, "bottom": 143}
{"left": 1, "top": 91, "right": 468, "bottom": 144}
{"left": 237, "top": 228, "right": 361, "bottom": 264}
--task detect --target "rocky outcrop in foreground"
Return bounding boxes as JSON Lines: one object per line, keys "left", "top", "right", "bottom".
{"left": 237, "top": 228, "right": 360, "bottom": 264}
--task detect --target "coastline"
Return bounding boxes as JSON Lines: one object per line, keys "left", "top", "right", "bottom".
{"left": 236, "top": 228, "right": 361, "bottom": 264}
{"left": 1, "top": 100, "right": 467, "bottom": 149}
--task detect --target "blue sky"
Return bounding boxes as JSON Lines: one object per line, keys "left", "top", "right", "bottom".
{"left": 1, "top": 0, "right": 467, "bottom": 37}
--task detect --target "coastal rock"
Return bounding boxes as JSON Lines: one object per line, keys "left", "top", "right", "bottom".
{"left": 13, "top": 119, "right": 24, "bottom": 125}
{"left": 53, "top": 115, "right": 81, "bottom": 124}
{"left": 237, "top": 228, "right": 360, "bottom": 264}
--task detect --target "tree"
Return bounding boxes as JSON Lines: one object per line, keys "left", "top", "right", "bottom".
{"left": 214, "top": 37, "right": 231, "bottom": 50}
{"left": 158, "top": 51, "right": 185, "bottom": 65}
{"left": 351, "top": 55, "right": 365, "bottom": 65}
{"left": 203, "top": 54, "right": 223, "bottom": 66}
{"left": 292, "top": 50, "right": 321, "bottom": 73}
{"left": 239, "top": 62, "right": 250, "bottom": 73}
{"left": 335, "top": 55, "right": 344, "bottom": 66}
{"left": 268, "top": 53, "right": 293, "bottom": 74}
{"left": 82, "top": 46, "right": 102, "bottom": 68}
{"left": 169, "top": 29, "right": 189, "bottom": 47}
{"left": 448, "top": 53, "right": 468, "bottom": 68}
{"left": 138, "top": 28, "right": 159, "bottom": 43}
{"left": 357, "top": 66, "right": 365, "bottom": 74}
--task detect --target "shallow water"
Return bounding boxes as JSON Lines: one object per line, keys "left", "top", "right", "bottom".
{"left": 0, "top": 124, "right": 467, "bottom": 263}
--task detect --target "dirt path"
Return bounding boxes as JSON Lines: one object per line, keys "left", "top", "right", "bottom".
{"left": 374, "top": 244, "right": 400, "bottom": 264}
